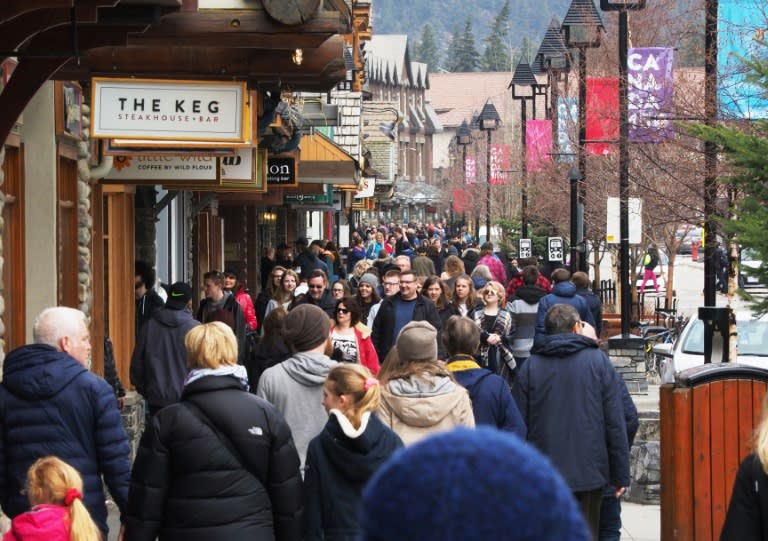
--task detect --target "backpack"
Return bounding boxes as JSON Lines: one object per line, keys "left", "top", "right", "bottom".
{"left": 644, "top": 252, "right": 659, "bottom": 269}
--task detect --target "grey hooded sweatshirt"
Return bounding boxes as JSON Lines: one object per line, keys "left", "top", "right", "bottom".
{"left": 257, "top": 351, "right": 338, "bottom": 469}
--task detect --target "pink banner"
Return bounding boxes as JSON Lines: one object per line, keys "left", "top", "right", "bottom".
{"left": 490, "top": 144, "right": 510, "bottom": 185}
{"left": 453, "top": 188, "right": 470, "bottom": 212}
{"left": 586, "top": 77, "right": 619, "bottom": 156}
{"left": 464, "top": 155, "right": 477, "bottom": 184}
{"left": 526, "top": 119, "right": 552, "bottom": 172}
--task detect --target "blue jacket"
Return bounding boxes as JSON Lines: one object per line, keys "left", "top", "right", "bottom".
{"left": 534, "top": 281, "right": 595, "bottom": 346}
{"left": 512, "top": 333, "right": 630, "bottom": 492}
{"left": 0, "top": 344, "right": 131, "bottom": 534}
{"left": 447, "top": 356, "right": 527, "bottom": 439}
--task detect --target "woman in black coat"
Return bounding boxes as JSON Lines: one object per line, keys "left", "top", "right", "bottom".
{"left": 304, "top": 364, "right": 403, "bottom": 541}
{"left": 126, "top": 321, "right": 303, "bottom": 541}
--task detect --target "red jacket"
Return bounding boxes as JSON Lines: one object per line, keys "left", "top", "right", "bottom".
{"left": 329, "top": 325, "right": 380, "bottom": 375}
{"left": 506, "top": 273, "right": 553, "bottom": 299}
{"left": 234, "top": 286, "right": 258, "bottom": 331}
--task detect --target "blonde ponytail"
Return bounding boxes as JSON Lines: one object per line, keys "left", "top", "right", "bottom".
{"left": 325, "top": 364, "right": 381, "bottom": 429}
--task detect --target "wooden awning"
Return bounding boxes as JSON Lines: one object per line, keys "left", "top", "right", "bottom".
{"left": 299, "top": 132, "right": 358, "bottom": 186}
{"left": 0, "top": 0, "right": 354, "bottom": 143}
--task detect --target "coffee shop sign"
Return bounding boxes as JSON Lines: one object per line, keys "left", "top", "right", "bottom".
{"left": 91, "top": 78, "right": 249, "bottom": 143}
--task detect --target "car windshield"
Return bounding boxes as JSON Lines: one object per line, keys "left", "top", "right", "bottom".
{"left": 681, "top": 319, "right": 768, "bottom": 356}
{"left": 743, "top": 248, "right": 758, "bottom": 262}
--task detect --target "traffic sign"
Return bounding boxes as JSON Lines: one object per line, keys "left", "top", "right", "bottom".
{"left": 548, "top": 237, "right": 564, "bottom": 262}
{"left": 519, "top": 238, "right": 532, "bottom": 258}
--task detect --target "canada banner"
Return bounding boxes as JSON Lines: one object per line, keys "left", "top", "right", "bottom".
{"left": 465, "top": 155, "right": 477, "bottom": 184}
{"left": 628, "top": 47, "right": 674, "bottom": 142}
{"left": 490, "top": 144, "right": 510, "bottom": 185}
{"left": 526, "top": 119, "right": 552, "bottom": 172}
{"left": 586, "top": 77, "right": 619, "bottom": 156}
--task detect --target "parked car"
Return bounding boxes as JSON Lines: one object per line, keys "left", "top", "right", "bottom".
{"left": 654, "top": 312, "right": 768, "bottom": 383}
{"left": 635, "top": 249, "right": 668, "bottom": 292}
{"left": 739, "top": 248, "right": 763, "bottom": 288}
{"left": 674, "top": 225, "right": 702, "bottom": 255}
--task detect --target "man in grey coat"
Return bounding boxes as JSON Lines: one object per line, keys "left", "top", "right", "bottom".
{"left": 257, "top": 303, "right": 338, "bottom": 472}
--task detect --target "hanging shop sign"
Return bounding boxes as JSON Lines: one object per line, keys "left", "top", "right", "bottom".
{"left": 284, "top": 185, "right": 333, "bottom": 205}
{"left": 267, "top": 155, "right": 298, "bottom": 188}
{"left": 91, "top": 78, "right": 250, "bottom": 142}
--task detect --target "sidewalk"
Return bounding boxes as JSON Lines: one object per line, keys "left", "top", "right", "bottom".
{"left": 622, "top": 502, "right": 661, "bottom": 540}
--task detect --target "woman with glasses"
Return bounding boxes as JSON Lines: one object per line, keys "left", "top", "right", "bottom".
{"left": 471, "top": 281, "right": 517, "bottom": 386}
{"left": 450, "top": 274, "right": 478, "bottom": 318}
{"left": 329, "top": 296, "right": 379, "bottom": 375}
{"left": 265, "top": 269, "right": 299, "bottom": 318}
{"left": 331, "top": 279, "right": 351, "bottom": 301}
{"left": 255, "top": 265, "right": 285, "bottom": 329}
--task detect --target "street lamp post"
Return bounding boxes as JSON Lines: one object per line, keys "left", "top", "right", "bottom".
{"left": 510, "top": 60, "right": 548, "bottom": 240}
{"left": 455, "top": 120, "right": 473, "bottom": 234}
{"left": 534, "top": 17, "right": 571, "bottom": 147}
{"left": 569, "top": 165, "right": 582, "bottom": 273}
{"left": 561, "top": 0, "right": 604, "bottom": 273}
{"left": 476, "top": 99, "right": 501, "bottom": 243}
{"left": 600, "top": 0, "right": 646, "bottom": 337}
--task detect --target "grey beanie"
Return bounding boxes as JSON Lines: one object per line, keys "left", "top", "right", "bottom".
{"left": 283, "top": 304, "right": 330, "bottom": 351}
{"left": 359, "top": 273, "right": 380, "bottom": 289}
{"left": 396, "top": 321, "right": 438, "bottom": 362}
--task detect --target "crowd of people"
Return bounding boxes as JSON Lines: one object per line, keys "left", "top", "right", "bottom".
{"left": 0, "top": 221, "right": 754, "bottom": 541}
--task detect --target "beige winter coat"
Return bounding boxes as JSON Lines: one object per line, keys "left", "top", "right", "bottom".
{"left": 376, "top": 374, "right": 475, "bottom": 446}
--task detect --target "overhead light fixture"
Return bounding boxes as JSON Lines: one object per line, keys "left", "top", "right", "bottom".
{"left": 379, "top": 121, "right": 398, "bottom": 141}
{"left": 292, "top": 49, "right": 304, "bottom": 66}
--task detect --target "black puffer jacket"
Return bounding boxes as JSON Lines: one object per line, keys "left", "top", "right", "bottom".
{"left": 125, "top": 375, "right": 303, "bottom": 541}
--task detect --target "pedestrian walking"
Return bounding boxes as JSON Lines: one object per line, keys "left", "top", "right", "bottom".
{"left": 358, "top": 427, "right": 590, "bottom": 541}
{"left": 377, "top": 321, "right": 474, "bottom": 446}
{"left": 443, "top": 316, "right": 526, "bottom": 437}
{"left": 329, "top": 296, "right": 380, "bottom": 375}
{"left": 507, "top": 265, "right": 547, "bottom": 371}
{"left": 450, "top": 274, "right": 478, "bottom": 317}
{"left": 304, "top": 364, "right": 403, "bottom": 541}
{"left": 126, "top": 321, "right": 303, "bottom": 541}
{"left": 639, "top": 244, "right": 660, "bottom": 295}
{"left": 471, "top": 281, "right": 516, "bottom": 384}
{"left": 4, "top": 456, "right": 101, "bottom": 541}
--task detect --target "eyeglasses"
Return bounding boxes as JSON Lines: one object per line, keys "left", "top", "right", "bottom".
{"left": 484, "top": 290, "right": 497, "bottom": 296}
{"left": 336, "top": 308, "right": 350, "bottom": 314}
{"left": 309, "top": 284, "right": 325, "bottom": 289}
{"left": 400, "top": 280, "right": 416, "bottom": 285}
{"left": 383, "top": 281, "right": 399, "bottom": 287}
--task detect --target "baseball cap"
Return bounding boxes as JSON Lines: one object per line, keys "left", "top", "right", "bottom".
{"left": 165, "top": 282, "right": 193, "bottom": 310}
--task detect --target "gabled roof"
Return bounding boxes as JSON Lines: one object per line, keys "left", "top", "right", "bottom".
{"left": 426, "top": 72, "right": 512, "bottom": 129}
{"left": 365, "top": 34, "right": 413, "bottom": 86}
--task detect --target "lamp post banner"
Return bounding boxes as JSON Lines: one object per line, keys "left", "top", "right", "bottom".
{"left": 628, "top": 47, "right": 674, "bottom": 142}
{"left": 465, "top": 155, "right": 477, "bottom": 184}
{"left": 526, "top": 120, "right": 552, "bottom": 172}
{"left": 490, "top": 144, "right": 510, "bottom": 184}
{"left": 557, "top": 97, "right": 577, "bottom": 162}
{"left": 586, "top": 78, "right": 619, "bottom": 156}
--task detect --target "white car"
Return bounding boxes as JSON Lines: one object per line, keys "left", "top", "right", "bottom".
{"left": 654, "top": 312, "right": 768, "bottom": 383}
{"left": 739, "top": 248, "right": 763, "bottom": 288}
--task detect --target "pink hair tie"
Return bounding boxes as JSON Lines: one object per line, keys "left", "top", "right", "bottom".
{"left": 363, "top": 377, "right": 379, "bottom": 391}
{"left": 64, "top": 488, "right": 82, "bottom": 506}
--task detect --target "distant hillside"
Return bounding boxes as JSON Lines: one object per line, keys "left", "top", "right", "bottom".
{"left": 371, "top": 0, "right": 572, "bottom": 70}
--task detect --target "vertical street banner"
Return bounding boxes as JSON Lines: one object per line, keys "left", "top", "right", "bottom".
{"left": 628, "top": 47, "right": 675, "bottom": 142}
{"left": 453, "top": 188, "right": 470, "bottom": 212}
{"left": 526, "top": 119, "right": 552, "bottom": 172}
{"left": 465, "top": 155, "right": 477, "bottom": 184}
{"left": 490, "top": 144, "right": 510, "bottom": 184}
{"left": 586, "top": 78, "right": 619, "bottom": 156}
{"left": 718, "top": 0, "right": 768, "bottom": 119}
{"left": 557, "top": 97, "right": 577, "bottom": 162}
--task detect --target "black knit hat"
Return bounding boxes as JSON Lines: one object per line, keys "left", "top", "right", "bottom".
{"left": 283, "top": 304, "right": 330, "bottom": 351}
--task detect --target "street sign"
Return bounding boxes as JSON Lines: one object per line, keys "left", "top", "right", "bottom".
{"left": 519, "top": 238, "right": 532, "bottom": 258}
{"left": 548, "top": 237, "right": 564, "bottom": 262}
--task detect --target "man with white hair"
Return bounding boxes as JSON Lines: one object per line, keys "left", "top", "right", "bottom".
{"left": 0, "top": 307, "right": 131, "bottom": 539}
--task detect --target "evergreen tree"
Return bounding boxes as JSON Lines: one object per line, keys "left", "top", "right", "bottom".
{"left": 686, "top": 45, "right": 768, "bottom": 313}
{"left": 414, "top": 24, "right": 441, "bottom": 72}
{"left": 446, "top": 18, "right": 480, "bottom": 72}
{"left": 481, "top": 0, "right": 512, "bottom": 71}
{"left": 444, "top": 25, "right": 463, "bottom": 72}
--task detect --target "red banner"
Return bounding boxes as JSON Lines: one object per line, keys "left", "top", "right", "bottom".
{"left": 490, "top": 144, "right": 510, "bottom": 185}
{"left": 526, "top": 119, "right": 552, "bottom": 172}
{"left": 453, "top": 188, "right": 470, "bottom": 212}
{"left": 586, "top": 78, "right": 619, "bottom": 156}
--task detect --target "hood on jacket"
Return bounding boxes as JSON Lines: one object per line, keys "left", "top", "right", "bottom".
{"left": 280, "top": 351, "right": 337, "bottom": 387}
{"left": 551, "top": 281, "right": 578, "bottom": 298}
{"left": 320, "top": 412, "right": 401, "bottom": 483}
{"left": 383, "top": 375, "right": 464, "bottom": 427}
{"left": 2, "top": 344, "right": 85, "bottom": 400}
{"left": 533, "top": 332, "right": 599, "bottom": 357}
{"left": 153, "top": 307, "right": 197, "bottom": 328}
{"left": 7, "top": 505, "right": 70, "bottom": 541}
{"left": 450, "top": 366, "right": 494, "bottom": 389}
{"left": 513, "top": 285, "right": 548, "bottom": 305}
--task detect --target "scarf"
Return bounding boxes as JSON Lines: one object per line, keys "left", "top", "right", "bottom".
{"left": 185, "top": 364, "right": 250, "bottom": 391}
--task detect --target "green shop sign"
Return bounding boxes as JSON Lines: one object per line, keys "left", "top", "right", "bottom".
{"left": 284, "top": 185, "right": 333, "bottom": 205}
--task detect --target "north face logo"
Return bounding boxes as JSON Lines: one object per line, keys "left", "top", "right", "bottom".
{"left": 248, "top": 426, "right": 263, "bottom": 436}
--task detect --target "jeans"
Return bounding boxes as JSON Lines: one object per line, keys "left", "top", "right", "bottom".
{"left": 598, "top": 495, "right": 622, "bottom": 541}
